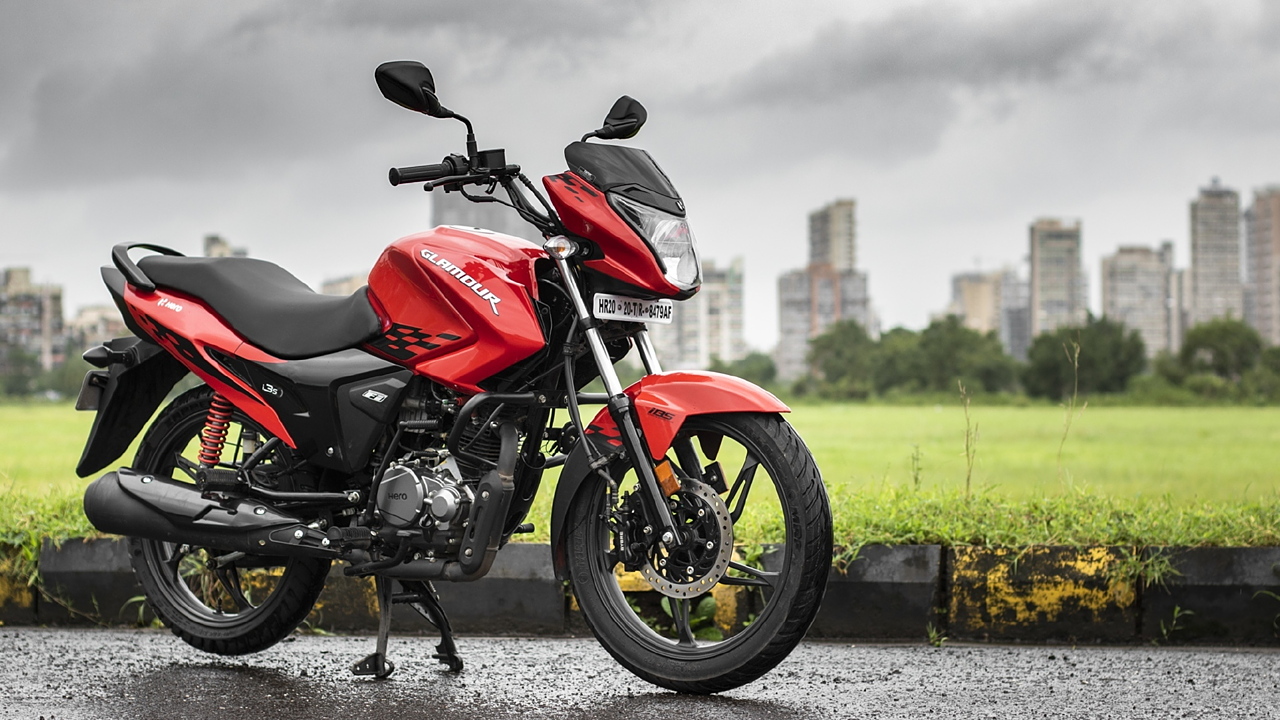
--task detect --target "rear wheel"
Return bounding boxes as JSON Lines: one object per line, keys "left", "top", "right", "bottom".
{"left": 128, "top": 386, "right": 330, "bottom": 655}
{"left": 566, "top": 412, "right": 832, "bottom": 694}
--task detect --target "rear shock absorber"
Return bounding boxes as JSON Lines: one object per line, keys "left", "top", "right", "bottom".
{"left": 198, "top": 393, "right": 234, "bottom": 466}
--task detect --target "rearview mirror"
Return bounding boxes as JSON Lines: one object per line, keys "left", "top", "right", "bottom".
{"left": 375, "top": 61, "right": 450, "bottom": 118}
{"left": 584, "top": 95, "right": 647, "bottom": 141}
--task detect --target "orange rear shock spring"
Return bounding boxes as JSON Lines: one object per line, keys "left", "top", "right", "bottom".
{"left": 198, "top": 393, "right": 234, "bottom": 466}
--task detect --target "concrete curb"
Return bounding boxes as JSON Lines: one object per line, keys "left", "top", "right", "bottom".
{"left": 1141, "top": 547, "right": 1280, "bottom": 644}
{"left": 4, "top": 539, "right": 1279, "bottom": 645}
{"left": 809, "top": 545, "right": 942, "bottom": 639}
{"left": 948, "top": 546, "right": 1137, "bottom": 642}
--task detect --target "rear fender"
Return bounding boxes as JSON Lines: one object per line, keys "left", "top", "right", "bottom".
{"left": 549, "top": 371, "right": 788, "bottom": 580}
{"left": 76, "top": 337, "right": 189, "bottom": 478}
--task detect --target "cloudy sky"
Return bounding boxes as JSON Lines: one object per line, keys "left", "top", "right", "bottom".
{"left": 2, "top": 0, "right": 1279, "bottom": 350}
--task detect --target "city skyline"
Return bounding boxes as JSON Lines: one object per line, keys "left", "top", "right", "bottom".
{"left": 7, "top": 174, "right": 1278, "bottom": 355}
{"left": 2, "top": 2, "right": 1280, "bottom": 351}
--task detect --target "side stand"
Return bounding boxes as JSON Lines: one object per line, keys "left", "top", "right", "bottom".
{"left": 396, "top": 579, "right": 464, "bottom": 672}
{"left": 351, "top": 575, "right": 396, "bottom": 679}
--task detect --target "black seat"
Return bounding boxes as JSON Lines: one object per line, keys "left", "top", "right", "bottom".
{"left": 137, "top": 256, "right": 383, "bottom": 360}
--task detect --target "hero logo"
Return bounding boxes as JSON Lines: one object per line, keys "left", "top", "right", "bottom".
{"left": 155, "top": 298, "right": 184, "bottom": 312}
{"left": 362, "top": 389, "right": 388, "bottom": 403}
{"left": 420, "top": 249, "right": 501, "bottom": 316}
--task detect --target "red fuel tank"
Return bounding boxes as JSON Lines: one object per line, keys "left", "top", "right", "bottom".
{"left": 364, "top": 226, "right": 547, "bottom": 393}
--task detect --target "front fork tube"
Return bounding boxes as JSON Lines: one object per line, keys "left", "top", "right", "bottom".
{"left": 550, "top": 249, "right": 681, "bottom": 547}
{"left": 635, "top": 329, "right": 663, "bottom": 374}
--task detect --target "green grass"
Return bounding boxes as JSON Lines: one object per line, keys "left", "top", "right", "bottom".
{"left": 3, "top": 401, "right": 1279, "bottom": 554}
{"left": 0, "top": 402, "right": 96, "bottom": 495}
{"left": 787, "top": 404, "right": 1280, "bottom": 503}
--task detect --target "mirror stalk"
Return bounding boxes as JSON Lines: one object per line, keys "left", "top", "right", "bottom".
{"left": 445, "top": 111, "right": 479, "bottom": 165}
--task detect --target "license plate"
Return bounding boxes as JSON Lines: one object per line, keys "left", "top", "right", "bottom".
{"left": 592, "top": 293, "right": 674, "bottom": 324}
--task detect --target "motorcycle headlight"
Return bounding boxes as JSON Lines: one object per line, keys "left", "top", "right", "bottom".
{"left": 610, "top": 194, "right": 701, "bottom": 292}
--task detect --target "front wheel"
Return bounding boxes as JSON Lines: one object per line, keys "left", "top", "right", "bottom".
{"left": 565, "top": 412, "right": 832, "bottom": 694}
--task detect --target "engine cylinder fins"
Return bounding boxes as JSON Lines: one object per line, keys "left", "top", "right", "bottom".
{"left": 638, "top": 479, "right": 735, "bottom": 599}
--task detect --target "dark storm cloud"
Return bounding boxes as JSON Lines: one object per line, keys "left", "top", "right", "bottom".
{"left": 299, "top": 0, "right": 664, "bottom": 45}
{"left": 693, "top": 1, "right": 1256, "bottom": 163}
{"left": 0, "top": 1, "right": 666, "bottom": 191}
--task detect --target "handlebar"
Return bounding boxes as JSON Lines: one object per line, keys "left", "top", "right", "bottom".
{"left": 388, "top": 150, "right": 562, "bottom": 236}
{"left": 389, "top": 154, "right": 472, "bottom": 186}
{"left": 389, "top": 150, "right": 525, "bottom": 188}
{"left": 388, "top": 163, "right": 452, "bottom": 186}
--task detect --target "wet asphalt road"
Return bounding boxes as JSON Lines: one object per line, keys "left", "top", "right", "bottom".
{"left": 1, "top": 629, "right": 1277, "bottom": 719}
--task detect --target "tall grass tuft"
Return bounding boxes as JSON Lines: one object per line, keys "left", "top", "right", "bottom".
{"left": 0, "top": 487, "right": 98, "bottom": 586}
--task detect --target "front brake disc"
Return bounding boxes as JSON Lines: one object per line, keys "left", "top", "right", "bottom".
{"left": 639, "top": 479, "right": 734, "bottom": 599}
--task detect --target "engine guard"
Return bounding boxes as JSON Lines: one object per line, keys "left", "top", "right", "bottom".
{"left": 548, "top": 371, "right": 788, "bottom": 581}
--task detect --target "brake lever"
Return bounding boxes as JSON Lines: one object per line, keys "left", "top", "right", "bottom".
{"left": 424, "top": 173, "right": 490, "bottom": 191}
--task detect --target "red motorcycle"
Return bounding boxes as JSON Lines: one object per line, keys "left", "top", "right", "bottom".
{"left": 78, "top": 61, "right": 831, "bottom": 694}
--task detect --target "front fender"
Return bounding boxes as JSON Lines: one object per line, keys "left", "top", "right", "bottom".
{"left": 549, "top": 371, "right": 788, "bottom": 580}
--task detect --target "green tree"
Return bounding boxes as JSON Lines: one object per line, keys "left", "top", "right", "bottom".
{"left": 870, "top": 327, "right": 923, "bottom": 394}
{"left": 806, "top": 319, "right": 875, "bottom": 397}
{"left": 1023, "top": 315, "right": 1146, "bottom": 399}
{"left": 1, "top": 343, "right": 41, "bottom": 397}
{"left": 1180, "top": 318, "right": 1263, "bottom": 381}
{"left": 37, "top": 346, "right": 92, "bottom": 399}
{"left": 1259, "top": 346, "right": 1280, "bottom": 375}
{"left": 915, "top": 316, "right": 1017, "bottom": 393}
{"left": 709, "top": 351, "right": 776, "bottom": 386}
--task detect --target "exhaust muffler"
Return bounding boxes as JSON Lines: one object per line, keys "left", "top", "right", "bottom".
{"left": 83, "top": 468, "right": 337, "bottom": 558}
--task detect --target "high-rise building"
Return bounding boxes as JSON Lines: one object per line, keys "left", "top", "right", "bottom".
{"left": 1, "top": 267, "right": 65, "bottom": 372}
{"left": 203, "top": 234, "right": 247, "bottom": 258}
{"left": 320, "top": 274, "right": 369, "bottom": 296}
{"left": 942, "top": 268, "right": 1029, "bottom": 360}
{"left": 1189, "top": 178, "right": 1243, "bottom": 327}
{"left": 67, "top": 305, "right": 128, "bottom": 351}
{"left": 947, "top": 271, "right": 1003, "bottom": 335}
{"left": 1245, "top": 187, "right": 1280, "bottom": 345}
{"left": 432, "top": 191, "right": 541, "bottom": 244}
{"left": 1029, "top": 218, "right": 1086, "bottom": 337}
{"left": 808, "top": 199, "right": 856, "bottom": 271}
{"left": 646, "top": 258, "right": 746, "bottom": 370}
{"left": 1000, "top": 273, "right": 1032, "bottom": 362}
{"left": 1170, "top": 268, "right": 1188, "bottom": 351}
{"left": 1101, "top": 243, "right": 1178, "bottom": 358}
{"left": 775, "top": 199, "right": 873, "bottom": 381}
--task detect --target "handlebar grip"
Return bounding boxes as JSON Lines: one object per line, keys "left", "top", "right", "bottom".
{"left": 389, "top": 163, "right": 450, "bottom": 186}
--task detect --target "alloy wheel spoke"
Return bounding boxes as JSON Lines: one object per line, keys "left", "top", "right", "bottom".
{"left": 723, "top": 560, "right": 778, "bottom": 589}
{"left": 213, "top": 567, "right": 252, "bottom": 612}
{"left": 165, "top": 544, "right": 192, "bottom": 576}
{"left": 725, "top": 456, "right": 760, "bottom": 523}
{"left": 695, "top": 432, "right": 723, "bottom": 461}
{"left": 670, "top": 597, "right": 697, "bottom": 648}
{"left": 172, "top": 453, "right": 200, "bottom": 481}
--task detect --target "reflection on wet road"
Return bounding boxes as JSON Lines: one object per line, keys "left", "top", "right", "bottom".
{"left": 2, "top": 629, "right": 1276, "bottom": 719}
